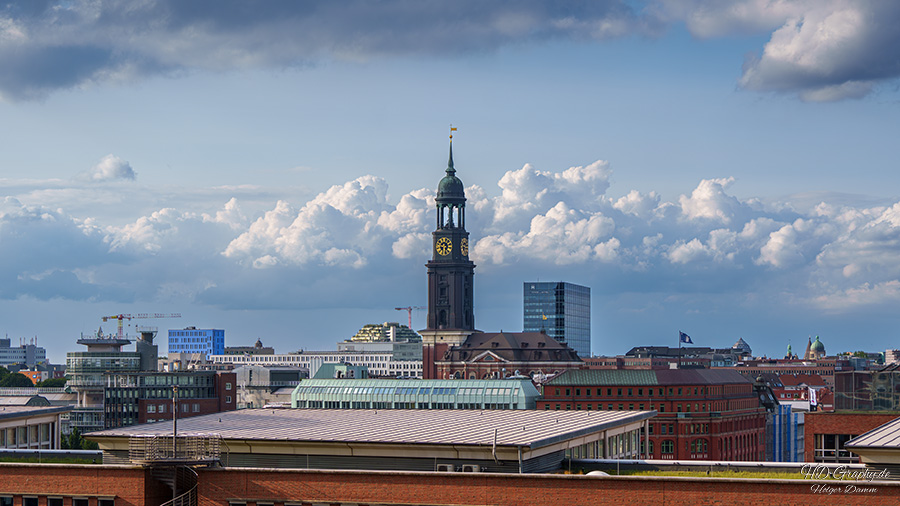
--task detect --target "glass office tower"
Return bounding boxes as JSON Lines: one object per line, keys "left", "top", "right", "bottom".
{"left": 523, "top": 282, "right": 591, "bottom": 358}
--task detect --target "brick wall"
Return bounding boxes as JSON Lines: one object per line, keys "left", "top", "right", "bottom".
{"left": 4, "top": 463, "right": 900, "bottom": 506}
{"left": 0, "top": 464, "right": 169, "bottom": 506}
{"left": 804, "top": 412, "right": 899, "bottom": 462}
{"left": 197, "top": 467, "right": 900, "bottom": 506}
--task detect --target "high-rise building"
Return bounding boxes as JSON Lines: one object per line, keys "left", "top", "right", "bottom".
{"left": 523, "top": 281, "right": 591, "bottom": 357}
{"left": 168, "top": 327, "right": 225, "bottom": 358}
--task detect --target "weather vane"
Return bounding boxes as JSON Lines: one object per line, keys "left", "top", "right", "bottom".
{"left": 450, "top": 124, "right": 457, "bottom": 140}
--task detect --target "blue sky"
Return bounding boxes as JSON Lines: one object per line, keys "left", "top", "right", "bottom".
{"left": 1, "top": 1, "right": 900, "bottom": 363}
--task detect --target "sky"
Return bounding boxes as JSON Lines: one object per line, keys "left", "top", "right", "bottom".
{"left": 1, "top": 0, "right": 900, "bottom": 364}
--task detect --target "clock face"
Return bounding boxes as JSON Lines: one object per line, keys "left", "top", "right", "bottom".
{"left": 436, "top": 237, "right": 452, "bottom": 256}
{"left": 461, "top": 238, "right": 469, "bottom": 256}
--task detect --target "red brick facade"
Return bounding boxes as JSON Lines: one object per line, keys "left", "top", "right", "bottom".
{"left": 539, "top": 372, "right": 767, "bottom": 461}
{"left": 3, "top": 464, "right": 900, "bottom": 506}
{"left": 804, "top": 412, "right": 900, "bottom": 462}
{"left": 0, "top": 464, "right": 169, "bottom": 506}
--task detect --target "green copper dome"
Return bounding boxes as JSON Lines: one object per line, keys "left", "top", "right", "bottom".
{"left": 437, "top": 143, "right": 465, "bottom": 203}
{"left": 810, "top": 335, "right": 825, "bottom": 352}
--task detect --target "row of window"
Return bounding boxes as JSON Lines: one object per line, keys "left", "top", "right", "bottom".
{"left": 147, "top": 403, "right": 203, "bottom": 414}
{"left": 1, "top": 424, "right": 53, "bottom": 448}
{"left": 1, "top": 498, "right": 113, "bottom": 506}
{"left": 298, "top": 385, "right": 516, "bottom": 396}
{"left": 553, "top": 386, "right": 714, "bottom": 398}
{"left": 544, "top": 401, "right": 714, "bottom": 413}
{"left": 297, "top": 401, "right": 517, "bottom": 410}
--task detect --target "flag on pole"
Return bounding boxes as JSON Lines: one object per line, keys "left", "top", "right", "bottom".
{"left": 679, "top": 331, "right": 693, "bottom": 344}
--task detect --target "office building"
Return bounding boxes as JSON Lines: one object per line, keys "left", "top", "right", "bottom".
{"left": 523, "top": 281, "right": 591, "bottom": 357}
{"left": 210, "top": 350, "right": 423, "bottom": 378}
{"left": 336, "top": 321, "right": 423, "bottom": 361}
{"left": 167, "top": 327, "right": 224, "bottom": 358}
{"left": 103, "top": 370, "right": 236, "bottom": 428}
{"left": 0, "top": 337, "right": 47, "bottom": 368}
{"left": 539, "top": 368, "right": 768, "bottom": 461}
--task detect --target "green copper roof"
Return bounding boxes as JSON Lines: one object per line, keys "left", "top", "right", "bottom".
{"left": 437, "top": 142, "right": 465, "bottom": 200}
{"left": 810, "top": 335, "right": 825, "bottom": 352}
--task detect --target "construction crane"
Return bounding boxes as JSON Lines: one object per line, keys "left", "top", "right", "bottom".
{"left": 101, "top": 313, "right": 182, "bottom": 339}
{"left": 394, "top": 306, "right": 425, "bottom": 328}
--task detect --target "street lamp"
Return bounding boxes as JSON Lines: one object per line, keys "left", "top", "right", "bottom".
{"left": 172, "top": 385, "right": 178, "bottom": 459}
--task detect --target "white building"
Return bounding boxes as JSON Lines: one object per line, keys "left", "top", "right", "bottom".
{"left": 210, "top": 350, "right": 422, "bottom": 378}
{"left": 0, "top": 338, "right": 47, "bottom": 368}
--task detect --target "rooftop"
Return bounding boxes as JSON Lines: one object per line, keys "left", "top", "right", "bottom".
{"left": 547, "top": 368, "right": 753, "bottom": 386}
{"left": 88, "top": 408, "right": 653, "bottom": 450}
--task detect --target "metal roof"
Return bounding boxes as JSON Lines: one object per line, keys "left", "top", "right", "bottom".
{"left": 546, "top": 368, "right": 752, "bottom": 386}
{"left": 547, "top": 369, "right": 658, "bottom": 386}
{"left": 846, "top": 417, "right": 900, "bottom": 449}
{"left": 87, "top": 408, "right": 653, "bottom": 450}
{"left": 0, "top": 405, "right": 72, "bottom": 421}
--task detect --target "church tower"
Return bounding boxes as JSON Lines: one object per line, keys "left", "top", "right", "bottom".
{"left": 420, "top": 136, "right": 476, "bottom": 379}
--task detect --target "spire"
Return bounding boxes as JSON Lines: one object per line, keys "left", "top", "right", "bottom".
{"left": 446, "top": 139, "right": 456, "bottom": 176}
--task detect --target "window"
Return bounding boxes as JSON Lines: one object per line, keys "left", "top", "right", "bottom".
{"left": 48, "top": 499, "right": 63, "bottom": 506}
{"left": 0, "top": 498, "right": 12, "bottom": 506}
{"left": 99, "top": 499, "right": 115, "bottom": 506}
{"left": 147, "top": 405, "right": 156, "bottom": 413}
{"left": 193, "top": 403, "right": 200, "bottom": 413}
{"left": 24, "top": 498, "right": 38, "bottom": 506}
{"left": 661, "top": 440, "right": 674, "bottom": 454}
{"left": 74, "top": 499, "right": 89, "bottom": 506}
{"left": 226, "top": 396, "right": 232, "bottom": 403}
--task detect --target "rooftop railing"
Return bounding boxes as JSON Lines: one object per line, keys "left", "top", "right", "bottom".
{"left": 128, "top": 434, "right": 221, "bottom": 464}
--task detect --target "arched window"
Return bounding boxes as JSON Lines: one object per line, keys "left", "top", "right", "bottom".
{"left": 661, "top": 440, "right": 674, "bottom": 454}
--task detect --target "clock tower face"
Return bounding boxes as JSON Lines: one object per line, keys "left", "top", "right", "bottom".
{"left": 436, "top": 237, "right": 452, "bottom": 256}
{"left": 461, "top": 238, "right": 469, "bottom": 256}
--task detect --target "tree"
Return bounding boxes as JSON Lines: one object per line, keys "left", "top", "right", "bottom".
{"left": 0, "top": 372, "right": 35, "bottom": 388}
{"left": 61, "top": 427, "right": 99, "bottom": 450}
{"left": 36, "top": 377, "right": 67, "bottom": 388}
{"left": 0, "top": 366, "right": 9, "bottom": 382}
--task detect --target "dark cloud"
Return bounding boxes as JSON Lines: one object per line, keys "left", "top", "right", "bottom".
{"left": 0, "top": 0, "right": 645, "bottom": 100}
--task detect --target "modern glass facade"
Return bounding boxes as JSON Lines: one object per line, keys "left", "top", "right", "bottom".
{"left": 168, "top": 328, "right": 225, "bottom": 358}
{"left": 523, "top": 281, "right": 590, "bottom": 357}
{"left": 104, "top": 371, "right": 220, "bottom": 428}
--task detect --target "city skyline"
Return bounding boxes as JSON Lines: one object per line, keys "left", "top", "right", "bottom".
{"left": 1, "top": 1, "right": 900, "bottom": 363}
